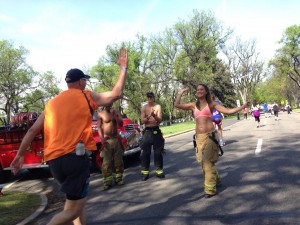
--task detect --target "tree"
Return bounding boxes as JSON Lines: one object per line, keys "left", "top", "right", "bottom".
{"left": 88, "top": 10, "right": 244, "bottom": 121}
{"left": 23, "top": 71, "right": 61, "bottom": 113}
{"left": 257, "top": 66, "right": 300, "bottom": 107}
{"left": 173, "top": 10, "right": 232, "bottom": 84}
{"left": 0, "top": 40, "right": 61, "bottom": 123}
{"left": 0, "top": 40, "right": 37, "bottom": 122}
{"left": 172, "top": 10, "right": 235, "bottom": 107}
{"left": 223, "top": 37, "right": 265, "bottom": 103}
{"left": 149, "top": 28, "right": 180, "bottom": 122}
{"left": 270, "top": 25, "right": 300, "bottom": 87}
{"left": 90, "top": 36, "right": 154, "bottom": 122}
{"left": 253, "top": 73, "right": 285, "bottom": 104}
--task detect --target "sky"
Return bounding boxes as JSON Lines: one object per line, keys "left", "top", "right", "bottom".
{"left": 0, "top": 0, "right": 299, "bottom": 89}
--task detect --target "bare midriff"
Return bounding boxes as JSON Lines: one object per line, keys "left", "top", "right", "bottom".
{"left": 145, "top": 120, "right": 159, "bottom": 128}
{"left": 195, "top": 116, "right": 215, "bottom": 134}
{"left": 103, "top": 123, "right": 119, "bottom": 137}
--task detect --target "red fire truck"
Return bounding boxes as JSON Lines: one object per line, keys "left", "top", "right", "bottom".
{"left": 0, "top": 112, "right": 141, "bottom": 183}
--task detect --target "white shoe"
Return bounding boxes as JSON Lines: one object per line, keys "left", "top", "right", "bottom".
{"left": 219, "top": 139, "right": 223, "bottom": 146}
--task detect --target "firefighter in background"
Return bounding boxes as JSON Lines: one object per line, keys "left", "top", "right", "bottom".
{"left": 211, "top": 95, "right": 225, "bottom": 147}
{"left": 175, "top": 84, "right": 248, "bottom": 198}
{"left": 97, "top": 103, "right": 124, "bottom": 190}
{"left": 140, "top": 92, "right": 164, "bottom": 181}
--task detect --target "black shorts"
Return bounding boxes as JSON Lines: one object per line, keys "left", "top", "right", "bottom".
{"left": 254, "top": 116, "right": 260, "bottom": 122}
{"left": 48, "top": 153, "right": 90, "bottom": 200}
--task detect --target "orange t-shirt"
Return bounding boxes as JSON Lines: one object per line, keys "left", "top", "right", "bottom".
{"left": 44, "top": 89, "right": 98, "bottom": 161}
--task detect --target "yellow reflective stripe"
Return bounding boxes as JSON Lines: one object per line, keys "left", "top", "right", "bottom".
{"left": 155, "top": 169, "right": 164, "bottom": 174}
{"left": 115, "top": 173, "right": 123, "bottom": 178}
{"left": 104, "top": 176, "right": 113, "bottom": 182}
{"left": 141, "top": 170, "right": 149, "bottom": 175}
{"left": 204, "top": 183, "right": 216, "bottom": 191}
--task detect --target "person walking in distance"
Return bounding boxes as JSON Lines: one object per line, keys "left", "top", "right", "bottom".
{"left": 243, "top": 107, "right": 248, "bottom": 120}
{"left": 267, "top": 103, "right": 272, "bottom": 117}
{"left": 10, "top": 48, "right": 128, "bottom": 225}
{"left": 211, "top": 95, "right": 225, "bottom": 146}
{"left": 97, "top": 103, "right": 125, "bottom": 190}
{"left": 175, "top": 84, "right": 248, "bottom": 198}
{"left": 263, "top": 103, "right": 268, "bottom": 118}
{"left": 252, "top": 104, "right": 261, "bottom": 128}
{"left": 140, "top": 92, "right": 164, "bottom": 181}
{"left": 286, "top": 104, "right": 291, "bottom": 114}
{"left": 273, "top": 102, "right": 279, "bottom": 120}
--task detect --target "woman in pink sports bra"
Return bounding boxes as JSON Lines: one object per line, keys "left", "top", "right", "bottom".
{"left": 175, "top": 84, "right": 248, "bottom": 198}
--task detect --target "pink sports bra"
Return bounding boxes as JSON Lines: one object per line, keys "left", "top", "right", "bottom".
{"left": 194, "top": 105, "right": 212, "bottom": 118}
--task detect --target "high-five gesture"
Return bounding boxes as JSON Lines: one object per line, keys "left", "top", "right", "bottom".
{"left": 91, "top": 47, "right": 128, "bottom": 106}
{"left": 117, "top": 47, "right": 128, "bottom": 69}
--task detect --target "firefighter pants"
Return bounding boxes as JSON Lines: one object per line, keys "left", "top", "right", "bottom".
{"left": 195, "top": 131, "right": 220, "bottom": 195}
{"left": 101, "top": 136, "right": 124, "bottom": 185}
{"left": 140, "top": 127, "right": 165, "bottom": 175}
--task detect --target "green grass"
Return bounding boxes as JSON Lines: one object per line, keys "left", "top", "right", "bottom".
{"left": 160, "top": 115, "right": 240, "bottom": 137}
{"left": 0, "top": 191, "right": 41, "bottom": 225}
{"left": 160, "top": 121, "right": 195, "bottom": 137}
{"left": 292, "top": 108, "right": 300, "bottom": 113}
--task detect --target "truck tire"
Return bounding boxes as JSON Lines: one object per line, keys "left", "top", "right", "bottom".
{"left": 90, "top": 151, "right": 102, "bottom": 173}
{"left": 90, "top": 142, "right": 103, "bottom": 173}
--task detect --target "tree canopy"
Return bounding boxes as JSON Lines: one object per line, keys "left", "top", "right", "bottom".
{"left": 0, "top": 40, "right": 60, "bottom": 123}
{"left": 2, "top": 10, "right": 298, "bottom": 125}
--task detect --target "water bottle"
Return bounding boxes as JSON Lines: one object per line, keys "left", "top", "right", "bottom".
{"left": 75, "top": 140, "right": 86, "bottom": 156}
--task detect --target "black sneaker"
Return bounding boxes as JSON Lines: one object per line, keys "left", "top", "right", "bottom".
{"left": 204, "top": 193, "right": 216, "bottom": 198}
{"left": 103, "top": 184, "right": 112, "bottom": 190}
{"left": 141, "top": 174, "right": 149, "bottom": 181}
{"left": 116, "top": 180, "right": 124, "bottom": 186}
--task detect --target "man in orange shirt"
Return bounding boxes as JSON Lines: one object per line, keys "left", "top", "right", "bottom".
{"left": 10, "top": 48, "right": 128, "bottom": 225}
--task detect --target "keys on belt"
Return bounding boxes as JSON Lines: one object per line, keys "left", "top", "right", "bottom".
{"left": 145, "top": 129, "right": 159, "bottom": 134}
{"left": 144, "top": 127, "right": 160, "bottom": 135}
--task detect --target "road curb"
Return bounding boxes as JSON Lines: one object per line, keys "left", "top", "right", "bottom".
{"left": 16, "top": 193, "right": 48, "bottom": 225}
{"left": 164, "top": 129, "right": 194, "bottom": 138}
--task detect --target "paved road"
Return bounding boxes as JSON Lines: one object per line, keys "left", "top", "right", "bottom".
{"left": 6, "top": 112, "right": 300, "bottom": 225}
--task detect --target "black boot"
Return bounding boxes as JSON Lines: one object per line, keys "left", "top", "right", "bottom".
{"left": 141, "top": 174, "right": 149, "bottom": 181}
